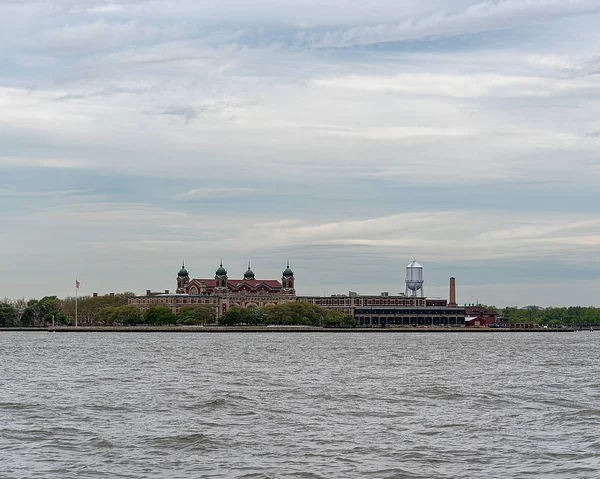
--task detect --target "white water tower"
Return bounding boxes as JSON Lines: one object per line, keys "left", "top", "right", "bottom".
{"left": 405, "top": 259, "right": 424, "bottom": 297}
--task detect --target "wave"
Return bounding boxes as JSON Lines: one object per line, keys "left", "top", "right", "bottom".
{"left": 148, "top": 432, "right": 213, "bottom": 450}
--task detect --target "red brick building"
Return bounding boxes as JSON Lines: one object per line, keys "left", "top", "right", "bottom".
{"left": 129, "top": 261, "right": 296, "bottom": 318}
{"left": 464, "top": 305, "right": 497, "bottom": 327}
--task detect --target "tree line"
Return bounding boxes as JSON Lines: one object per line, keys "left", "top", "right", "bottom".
{"left": 0, "top": 295, "right": 356, "bottom": 328}
{"left": 498, "top": 306, "right": 600, "bottom": 325}
{"left": 219, "top": 302, "right": 357, "bottom": 327}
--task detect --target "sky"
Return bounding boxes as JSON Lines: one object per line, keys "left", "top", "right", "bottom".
{"left": 1, "top": 0, "right": 599, "bottom": 307}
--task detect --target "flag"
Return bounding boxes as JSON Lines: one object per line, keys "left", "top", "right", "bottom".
{"left": 76, "top": 279, "right": 80, "bottom": 289}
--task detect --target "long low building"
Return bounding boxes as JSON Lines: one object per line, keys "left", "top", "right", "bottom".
{"left": 299, "top": 293, "right": 465, "bottom": 326}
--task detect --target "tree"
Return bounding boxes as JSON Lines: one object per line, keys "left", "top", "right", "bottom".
{"left": 61, "top": 293, "right": 131, "bottom": 326}
{"left": 343, "top": 314, "right": 358, "bottom": 328}
{"left": 179, "top": 305, "right": 216, "bottom": 325}
{"left": 100, "top": 305, "right": 142, "bottom": 326}
{"left": 323, "top": 309, "right": 346, "bottom": 327}
{"left": 263, "top": 302, "right": 324, "bottom": 326}
{"left": 249, "top": 307, "right": 266, "bottom": 325}
{"left": 144, "top": 305, "right": 176, "bottom": 326}
{"left": 219, "top": 306, "right": 242, "bottom": 326}
{"left": 20, "top": 296, "right": 67, "bottom": 326}
{"left": 0, "top": 302, "right": 18, "bottom": 327}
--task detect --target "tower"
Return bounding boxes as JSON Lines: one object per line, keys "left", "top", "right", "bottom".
{"left": 282, "top": 261, "right": 295, "bottom": 293}
{"left": 176, "top": 261, "right": 189, "bottom": 293}
{"left": 405, "top": 259, "right": 424, "bottom": 297}
{"left": 449, "top": 277, "right": 457, "bottom": 306}
{"left": 243, "top": 262, "right": 255, "bottom": 280}
{"left": 214, "top": 260, "right": 228, "bottom": 292}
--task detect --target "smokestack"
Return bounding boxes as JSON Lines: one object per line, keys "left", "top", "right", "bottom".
{"left": 449, "top": 277, "right": 456, "bottom": 306}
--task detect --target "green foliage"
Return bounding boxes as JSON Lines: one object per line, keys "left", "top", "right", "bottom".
{"left": 0, "top": 302, "right": 18, "bottom": 327}
{"left": 249, "top": 307, "right": 266, "bottom": 325}
{"left": 323, "top": 309, "right": 346, "bottom": 327}
{"left": 501, "top": 306, "right": 600, "bottom": 325}
{"left": 100, "top": 305, "right": 142, "bottom": 326}
{"left": 179, "top": 304, "right": 216, "bottom": 325}
{"left": 144, "top": 305, "right": 177, "bottom": 326}
{"left": 20, "top": 296, "right": 68, "bottom": 326}
{"left": 60, "top": 293, "right": 132, "bottom": 325}
{"left": 219, "top": 302, "right": 354, "bottom": 327}
{"left": 219, "top": 306, "right": 243, "bottom": 326}
{"left": 263, "top": 302, "right": 325, "bottom": 326}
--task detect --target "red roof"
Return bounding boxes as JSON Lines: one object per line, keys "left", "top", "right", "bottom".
{"left": 187, "top": 278, "right": 282, "bottom": 292}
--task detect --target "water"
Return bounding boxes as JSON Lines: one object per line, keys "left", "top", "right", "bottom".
{"left": 1, "top": 332, "right": 599, "bottom": 478}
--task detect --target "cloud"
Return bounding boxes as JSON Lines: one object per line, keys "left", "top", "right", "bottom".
{"left": 0, "top": 188, "right": 88, "bottom": 198}
{"left": 561, "top": 55, "right": 600, "bottom": 78}
{"left": 304, "top": 0, "right": 600, "bottom": 47}
{"left": 311, "top": 72, "right": 597, "bottom": 98}
{"left": 176, "top": 188, "right": 256, "bottom": 199}
{"left": 0, "top": 156, "right": 89, "bottom": 169}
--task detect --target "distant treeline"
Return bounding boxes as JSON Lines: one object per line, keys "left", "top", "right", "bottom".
{"left": 485, "top": 305, "right": 600, "bottom": 325}
{"left": 0, "top": 295, "right": 355, "bottom": 328}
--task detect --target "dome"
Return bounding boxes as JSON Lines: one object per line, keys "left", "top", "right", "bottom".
{"left": 282, "top": 261, "right": 294, "bottom": 277}
{"left": 244, "top": 263, "right": 255, "bottom": 280}
{"left": 215, "top": 260, "right": 227, "bottom": 276}
{"left": 178, "top": 261, "right": 189, "bottom": 277}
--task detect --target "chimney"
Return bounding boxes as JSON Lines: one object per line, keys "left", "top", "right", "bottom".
{"left": 93, "top": 292, "right": 98, "bottom": 297}
{"left": 449, "top": 277, "right": 456, "bottom": 306}
{"left": 146, "top": 289, "right": 151, "bottom": 296}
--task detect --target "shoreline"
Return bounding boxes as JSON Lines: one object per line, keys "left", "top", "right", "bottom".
{"left": 1, "top": 326, "right": 578, "bottom": 333}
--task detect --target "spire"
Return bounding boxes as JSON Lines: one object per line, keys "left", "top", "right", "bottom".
{"left": 244, "top": 262, "right": 255, "bottom": 280}
{"left": 283, "top": 261, "right": 294, "bottom": 277}
{"left": 178, "top": 260, "right": 189, "bottom": 277}
{"left": 216, "top": 260, "right": 227, "bottom": 276}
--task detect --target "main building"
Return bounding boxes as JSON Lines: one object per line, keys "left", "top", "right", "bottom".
{"left": 128, "top": 261, "right": 296, "bottom": 317}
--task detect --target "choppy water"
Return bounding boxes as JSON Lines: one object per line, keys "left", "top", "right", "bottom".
{"left": 1, "top": 332, "right": 599, "bottom": 478}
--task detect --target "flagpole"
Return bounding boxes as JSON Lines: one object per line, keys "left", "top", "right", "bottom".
{"left": 75, "top": 278, "right": 78, "bottom": 327}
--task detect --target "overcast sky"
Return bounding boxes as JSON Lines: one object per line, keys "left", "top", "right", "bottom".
{"left": 1, "top": 0, "right": 599, "bottom": 306}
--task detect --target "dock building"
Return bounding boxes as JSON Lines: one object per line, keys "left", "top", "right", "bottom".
{"left": 298, "top": 262, "right": 465, "bottom": 326}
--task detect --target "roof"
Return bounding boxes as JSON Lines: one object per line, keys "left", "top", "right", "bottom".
{"left": 407, "top": 260, "right": 423, "bottom": 268}
{"left": 188, "top": 278, "right": 282, "bottom": 290}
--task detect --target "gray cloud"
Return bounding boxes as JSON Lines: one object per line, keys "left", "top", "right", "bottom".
{"left": 303, "top": 0, "right": 600, "bottom": 47}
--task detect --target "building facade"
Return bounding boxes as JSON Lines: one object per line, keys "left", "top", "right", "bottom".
{"left": 129, "top": 261, "right": 296, "bottom": 318}
{"left": 464, "top": 305, "right": 498, "bottom": 327}
{"left": 299, "top": 293, "right": 465, "bottom": 327}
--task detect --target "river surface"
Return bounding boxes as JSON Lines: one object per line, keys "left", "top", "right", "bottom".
{"left": 1, "top": 332, "right": 599, "bottom": 478}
